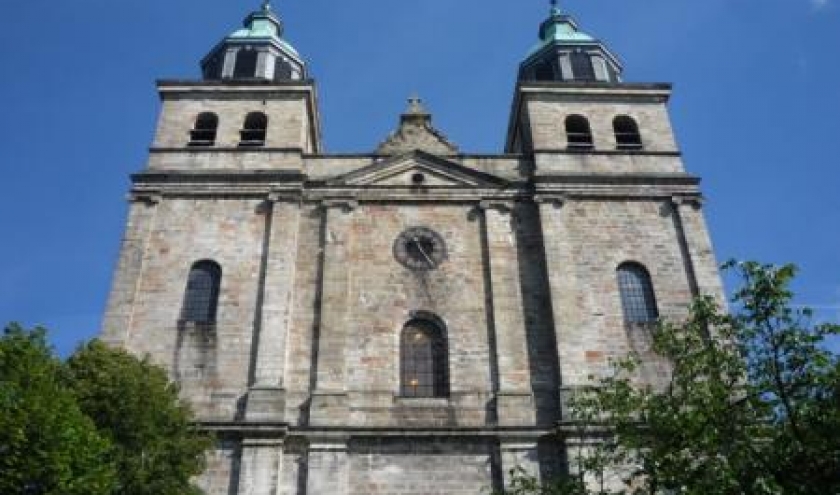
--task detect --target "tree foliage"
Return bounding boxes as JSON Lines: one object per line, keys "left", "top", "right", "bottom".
{"left": 0, "top": 324, "right": 115, "bottom": 495}
{"left": 0, "top": 325, "right": 212, "bottom": 495}
{"left": 501, "top": 262, "right": 840, "bottom": 495}
{"left": 66, "top": 340, "right": 213, "bottom": 495}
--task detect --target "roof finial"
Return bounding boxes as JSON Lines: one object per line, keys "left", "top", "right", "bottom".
{"left": 550, "top": 0, "right": 561, "bottom": 15}
{"left": 261, "top": 0, "right": 272, "bottom": 12}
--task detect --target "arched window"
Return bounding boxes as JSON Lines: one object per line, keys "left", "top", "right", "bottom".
{"left": 614, "top": 116, "right": 643, "bottom": 150}
{"left": 233, "top": 48, "right": 258, "bottom": 79}
{"left": 180, "top": 261, "right": 222, "bottom": 324}
{"left": 400, "top": 318, "right": 449, "bottom": 398}
{"left": 240, "top": 112, "right": 268, "bottom": 146}
{"left": 566, "top": 115, "right": 593, "bottom": 150}
{"left": 189, "top": 113, "right": 219, "bottom": 147}
{"left": 617, "top": 263, "right": 659, "bottom": 325}
{"left": 570, "top": 51, "right": 596, "bottom": 81}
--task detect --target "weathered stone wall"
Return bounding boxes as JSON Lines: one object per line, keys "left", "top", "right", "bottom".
{"left": 349, "top": 438, "right": 496, "bottom": 495}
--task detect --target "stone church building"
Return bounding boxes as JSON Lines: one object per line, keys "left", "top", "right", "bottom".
{"left": 101, "top": 2, "right": 724, "bottom": 494}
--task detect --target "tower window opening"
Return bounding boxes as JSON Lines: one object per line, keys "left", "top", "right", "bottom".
{"left": 400, "top": 318, "right": 449, "bottom": 398}
{"left": 617, "top": 262, "right": 659, "bottom": 326}
{"left": 233, "top": 48, "right": 259, "bottom": 79}
{"left": 274, "top": 57, "right": 293, "bottom": 80}
{"left": 570, "top": 51, "right": 596, "bottom": 82}
{"left": 565, "top": 115, "right": 594, "bottom": 150}
{"left": 189, "top": 113, "right": 219, "bottom": 147}
{"left": 614, "top": 116, "right": 643, "bottom": 150}
{"left": 535, "top": 61, "right": 554, "bottom": 81}
{"left": 180, "top": 260, "right": 222, "bottom": 325}
{"left": 240, "top": 112, "right": 268, "bottom": 146}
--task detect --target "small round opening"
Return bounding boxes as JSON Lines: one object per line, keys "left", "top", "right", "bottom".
{"left": 411, "top": 173, "right": 426, "bottom": 185}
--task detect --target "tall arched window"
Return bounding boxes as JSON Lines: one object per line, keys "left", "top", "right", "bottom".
{"left": 240, "top": 112, "right": 268, "bottom": 146}
{"left": 617, "top": 262, "right": 659, "bottom": 325}
{"left": 613, "top": 115, "right": 643, "bottom": 150}
{"left": 233, "top": 48, "right": 258, "bottom": 79}
{"left": 566, "top": 115, "right": 593, "bottom": 150}
{"left": 189, "top": 112, "right": 219, "bottom": 147}
{"left": 180, "top": 261, "right": 222, "bottom": 324}
{"left": 400, "top": 318, "right": 449, "bottom": 398}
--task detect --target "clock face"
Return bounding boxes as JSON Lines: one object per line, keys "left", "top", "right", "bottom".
{"left": 393, "top": 227, "right": 447, "bottom": 270}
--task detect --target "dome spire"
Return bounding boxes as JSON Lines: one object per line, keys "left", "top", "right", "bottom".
{"left": 261, "top": 0, "right": 272, "bottom": 12}
{"left": 550, "top": 0, "right": 561, "bottom": 15}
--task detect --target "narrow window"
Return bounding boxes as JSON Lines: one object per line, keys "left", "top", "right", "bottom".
{"left": 617, "top": 263, "right": 659, "bottom": 325}
{"left": 240, "top": 112, "right": 268, "bottom": 146}
{"left": 566, "top": 115, "right": 594, "bottom": 150}
{"left": 274, "top": 57, "right": 293, "bottom": 80}
{"left": 233, "top": 48, "right": 258, "bottom": 79}
{"left": 188, "top": 113, "right": 219, "bottom": 147}
{"left": 400, "top": 318, "right": 449, "bottom": 398}
{"left": 535, "top": 61, "right": 554, "bottom": 81}
{"left": 180, "top": 261, "right": 222, "bottom": 324}
{"left": 570, "top": 51, "right": 596, "bottom": 81}
{"left": 614, "top": 116, "right": 643, "bottom": 150}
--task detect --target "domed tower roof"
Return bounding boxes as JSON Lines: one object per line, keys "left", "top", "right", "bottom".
{"left": 519, "top": 1, "right": 622, "bottom": 83}
{"left": 201, "top": 1, "right": 307, "bottom": 82}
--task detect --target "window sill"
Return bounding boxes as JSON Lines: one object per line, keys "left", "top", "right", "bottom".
{"left": 393, "top": 397, "right": 451, "bottom": 407}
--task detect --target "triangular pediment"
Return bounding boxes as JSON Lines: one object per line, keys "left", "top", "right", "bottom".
{"left": 328, "top": 151, "right": 508, "bottom": 188}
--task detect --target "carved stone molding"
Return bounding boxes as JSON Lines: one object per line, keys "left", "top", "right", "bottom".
{"left": 127, "top": 192, "right": 162, "bottom": 205}
{"left": 670, "top": 194, "right": 704, "bottom": 209}
{"left": 533, "top": 194, "right": 568, "bottom": 208}
{"left": 320, "top": 199, "right": 358, "bottom": 213}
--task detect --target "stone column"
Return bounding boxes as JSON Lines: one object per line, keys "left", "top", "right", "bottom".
{"left": 237, "top": 438, "right": 284, "bottom": 495}
{"left": 247, "top": 195, "right": 301, "bottom": 421}
{"left": 101, "top": 194, "right": 160, "bottom": 346}
{"left": 671, "top": 196, "right": 725, "bottom": 304}
{"left": 309, "top": 200, "right": 356, "bottom": 426}
{"left": 480, "top": 201, "right": 535, "bottom": 426}
{"left": 536, "top": 195, "right": 580, "bottom": 416}
{"left": 500, "top": 438, "right": 541, "bottom": 487}
{"left": 306, "top": 438, "right": 350, "bottom": 495}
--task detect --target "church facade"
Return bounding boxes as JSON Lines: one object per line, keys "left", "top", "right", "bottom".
{"left": 101, "top": 3, "right": 724, "bottom": 494}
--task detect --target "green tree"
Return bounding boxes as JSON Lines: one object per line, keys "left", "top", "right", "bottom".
{"left": 501, "top": 262, "right": 840, "bottom": 495}
{"left": 0, "top": 324, "right": 116, "bottom": 495}
{"left": 66, "top": 340, "right": 214, "bottom": 495}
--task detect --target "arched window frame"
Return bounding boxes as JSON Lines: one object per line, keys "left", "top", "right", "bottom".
{"left": 565, "top": 115, "right": 594, "bottom": 150}
{"left": 189, "top": 112, "right": 219, "bottom": 147}
{"left": 613, "top": 115, "right": 643, "bottom": 150}
{"left": 180, "top": 260, "right": 222, "bottom": 326}
{"left": 240, "top": 112, "right": 268, "bottom": 147}
{"left": 617, "top": 262, "right": 659, "bottom": 326}
{"left": 399, "top": 317, "right": 450, "bottom": 398}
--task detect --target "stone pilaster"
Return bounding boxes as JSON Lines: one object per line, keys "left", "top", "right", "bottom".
{"left": 306, "top": 438, "right": 350, "bottom": 495}
{"left": 480, "top": 201, "right": 535, "bottom": 426}
{"left": 246, "top": 195, "right": 301, "bottom": 421}
{"left": 536, "top": 195, "right": 580, "bottom": 414}
{"left": 500, "top": 438, "right": 541, "bottom": 487}
{"left": 237, "top": 438, "right": 284, "bottom": 495}
{"left": 101, "top": 194, "right": 160, "bottom": 346}
{"left": 671, "top": 196, "right": 725, "bottom": 304}
{"left": 310, "top": 200, "right": 356, "bottom": 426}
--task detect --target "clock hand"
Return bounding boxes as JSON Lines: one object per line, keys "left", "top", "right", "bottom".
{"left": 411, "top": 237, "right": 436, "bottom": 266}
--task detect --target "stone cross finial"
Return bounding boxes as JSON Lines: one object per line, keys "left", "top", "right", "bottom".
{"left": 406, "top": 94, "right": 428, "bottom": 115}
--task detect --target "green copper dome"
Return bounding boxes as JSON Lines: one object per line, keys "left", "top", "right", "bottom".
{"left": 527, "top": 8, "right": 595, "bottom": 58}
{"left": 201, "top": 1, "right": 307, "bottom": 82}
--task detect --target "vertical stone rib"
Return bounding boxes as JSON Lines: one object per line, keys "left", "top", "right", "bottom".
{"left": 671, "top": 197, "right": 726, "bottom": 305}
{"left": 252, "top": 198, "right": 301, "bottom": 387}
{"left": 309, "top": 200, "right": 355, "bottom": 426}
{"left": 101, "top": 195, "right": 159, "bottom": 346}
{"left": 481, "top": 202, "right": 535, "bottom": 426}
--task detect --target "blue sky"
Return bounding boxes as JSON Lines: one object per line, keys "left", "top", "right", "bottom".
{"left": 0, "top": 0, "right": 837, "bottom": 356}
